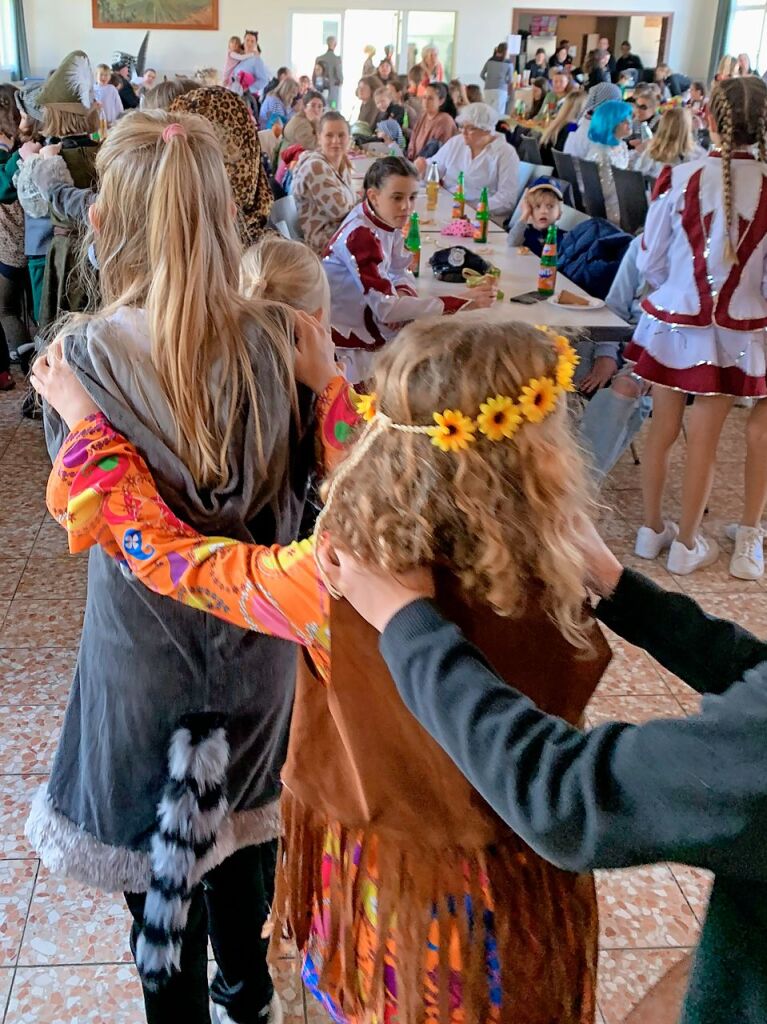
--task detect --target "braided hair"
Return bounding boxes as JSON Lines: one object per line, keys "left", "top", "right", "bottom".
{"left": 709, "top": 76, "right": 767, "bottom": 264}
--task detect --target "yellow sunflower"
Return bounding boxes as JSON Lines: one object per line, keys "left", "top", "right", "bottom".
{"left": 519, "top": 376, "right": 559, "bottom": 423}
{"left": 477, "top": 395, "right": 523, "bottom": 441}
{"left": 353, "top": 392, "right": 377, "bottom": 422}
{"left": 556, "top": 355, "right": 577, "bottom": 393}
{"left": 427, "top": 409, "right": 477, "bottom": 452}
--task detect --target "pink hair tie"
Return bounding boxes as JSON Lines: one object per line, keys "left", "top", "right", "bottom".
{"left": 162, "top": 122, "right": 187, "bottom": 143}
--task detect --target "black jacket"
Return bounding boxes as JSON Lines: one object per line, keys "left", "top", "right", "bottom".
{"left": 381, "top": 569, "right": 767, "bottom": 1024}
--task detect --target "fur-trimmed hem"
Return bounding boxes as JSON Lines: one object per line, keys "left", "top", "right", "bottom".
{"left": 25, "top": 785, "right": 282, "bottom": 894}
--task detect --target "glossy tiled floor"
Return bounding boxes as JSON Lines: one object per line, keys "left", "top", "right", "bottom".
{"left": 0, "top": 382, "right": 760, "bottom": 1023}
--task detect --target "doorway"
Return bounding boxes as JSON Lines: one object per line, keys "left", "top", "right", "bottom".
{"left": 290, "top": 11, "right": 343, "bottom": 92}
{"left": 342, "top": 8, "right": 401, "bottom": 112}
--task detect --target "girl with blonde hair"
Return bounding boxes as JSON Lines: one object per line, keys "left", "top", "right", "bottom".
{"left": 25, "top": 108, "right": 328, "bottom": 1024}
{"left": 539, "top": 89, "right": 587, "bottom": 155}
{"left": 630, "top": 105, "right": 703, "bottom": 177}
{"left": 627, "top": 75, "right": 767, "bottom": 580}
{"left": 34, "top": 311, "right": 611, "bottom": 1024}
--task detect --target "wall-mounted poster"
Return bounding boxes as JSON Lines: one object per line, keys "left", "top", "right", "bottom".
{"left": 529, "top": 15, "right": 558, "bottom": 37}
{"left": 92, "top": 0, "right": 219, "bottom": 30}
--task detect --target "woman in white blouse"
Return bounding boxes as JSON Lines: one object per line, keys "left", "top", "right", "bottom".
{"left": 415, "top": 102, "right": 519, "bottom": 222}
{"left": 291, "top": 111, "right": 357, "bottom": 254}
{"left": 583, "top": 99, "right": 633, "bottom": 225}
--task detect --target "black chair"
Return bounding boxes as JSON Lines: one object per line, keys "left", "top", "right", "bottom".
{"left": 612, "top": 166, "right": 649, "bottom": 235}
{"left": 575, "top": 158, "right": 607, "bottom": 219}
{"left": 518, "top": 134, "right": 543, "bottom": 164}
{"left": 552, "top": 149, "right": 584, "bottom": 210}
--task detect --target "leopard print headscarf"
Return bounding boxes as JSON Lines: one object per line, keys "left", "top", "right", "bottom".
{"left": 170, "top": 86, "right": 273, "bottom": 245}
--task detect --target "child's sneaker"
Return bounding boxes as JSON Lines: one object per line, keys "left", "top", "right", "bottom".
{"left": 0, "top": 370, "right": 15, "bottom": 391}
{"left": 729, "top": 526, "right": 765, "bottom": 580}
{"left": 634, "top": 521, "right": 678, "bottom": 560}
{"left": 667, "top": 535, "right": 720, "bottom": 575}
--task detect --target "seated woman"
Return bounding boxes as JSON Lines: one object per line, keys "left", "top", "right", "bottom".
{"left": 528, "top": 76, "right": 549, "bottom": 119}
{"left": 323, "top": 156, "right": 496, "bottom": 382}
{"left": 417, "top": 102, "right": 520, "bottom": 224}
{"left": 37, "top": 314, "right": 608, "bottom": 1024}
{"left": 259, "top": 76, "right": 300, "bottom": 129}
{"left": 282, "top": 90, "right": 325, "bottom": 150}
{"left": 583, "top": 98, "right": 632, "bottom": 224}
{"left": 355, "top": 75, "right": 383, "bottom": 131}
{"left": 406, "top": 82, "right": 457, "bottom": 160}
{"left": 630, "top": 106, "right": 704, "bottom": 178}
{"left": 536, "top": 69, "right": 574, "bottom": 121}
{"left": 291, "top": 111, "right": 356, "bottom": 254}
{"left": 448, "top": 78, "right": 469, "bottom": 112}
{"left": 539, "top": 91, "right": 587, "bottom": 162}
{"left": 564, "top": 82, "right": 622, "bottom": 158}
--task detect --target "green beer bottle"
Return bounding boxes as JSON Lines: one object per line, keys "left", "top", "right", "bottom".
{"left": 404, "top": 212, "right": 421, "bottom": 277}
{"left": 472, "top": 186, "right": 490, "bottom": 243}
{"left": 537, "top": 224, "right": 558, "bottom": 297}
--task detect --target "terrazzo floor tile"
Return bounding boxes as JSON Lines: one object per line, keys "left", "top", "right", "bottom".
{"left": 5, "top": 963, "right": 145, "bottom": 1023}
{"left": 271, "top": 955, "right": 311, "bottom": 1024}
{"left": 0, "top": 775, "right": 45, "bottom": 859}
{"left": 0, "top": 705, "right": 65, "bottom": 774}
{"left": 585, "top": 693, "right": 685, "bottom": 728}
{"left": 597, "top": 948, "right": 691, "bottom": 1024}
{"left": 15, "top": 554, "right": 87, "bottom": 601}
{"left": 689, "top": 592, "right": 767, "bottom": 638}
{"left": 669, "top": 866, "right": 713, "bottom": 925}
{"left": 596, "top": 866, "right": 700, "bottom": 949}
{"left": 0, "top": 526, "right": 39, "bottom": 561}
{"left": 0, "top": 965, "right": 13, "bottom": 1015}
{"left": 20, "top": 869, "right": 133, "bottom": 966}
{"left": 0, "top": 599, "right": 85, "bottom": 649}
{"left": 0, "top": 650, "right": 75, "bottom": 706}
{"left": 0, "top": 859, "right": 38, "bottom": 966}
{"left": 0, "top": 559, "right": 26, "bottom": 601}
{"left": 593, "top": 641, "right": 673, "bottom": 698}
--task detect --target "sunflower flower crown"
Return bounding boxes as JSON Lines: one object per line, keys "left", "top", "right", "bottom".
{"left": 351, "top": 330, "right": 579, "bottom": 453}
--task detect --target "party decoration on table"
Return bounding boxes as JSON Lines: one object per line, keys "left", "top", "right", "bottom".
{"left": 441, "top": 219, "right": 475, "bottom": 238}
{"left": 429, "top": 246, "right": 493, "bottom": 283}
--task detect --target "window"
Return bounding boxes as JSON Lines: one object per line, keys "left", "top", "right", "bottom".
{"left": 725, "top": 2, "right": 767, "bottom": 71}
{"left": 0, "top": 0, "right": 16, "bottom": 79}
{"left": 403, "top": 11, "right": 456, "bottom": 80}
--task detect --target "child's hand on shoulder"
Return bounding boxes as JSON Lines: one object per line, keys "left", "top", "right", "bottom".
{"left": 293, "top": 310, "right": 339, "bottom": 395}
{"left": 30, "top": 340, "right": 99, "bottom": 429}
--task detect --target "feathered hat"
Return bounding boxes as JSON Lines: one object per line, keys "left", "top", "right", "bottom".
{"left": 38, "top": 50, "right": 95, "bottom": 114}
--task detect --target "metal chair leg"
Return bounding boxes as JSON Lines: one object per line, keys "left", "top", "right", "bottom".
{"left": 630, "top": 442, "right": 640, "bottom": 465}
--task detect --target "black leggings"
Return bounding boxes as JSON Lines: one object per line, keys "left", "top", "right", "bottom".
{"left": 0, "top": 265, "right": 29, "bottom": 356}
{"left": 125, "top": 841, "right": 277, "bottom": 1024}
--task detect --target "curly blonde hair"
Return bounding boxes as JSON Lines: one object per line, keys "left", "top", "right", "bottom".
{"left": 321, "top": 312, "right": 596, "bottom": 649}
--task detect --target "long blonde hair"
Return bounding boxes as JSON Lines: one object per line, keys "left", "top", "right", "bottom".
{"left": 646, "top": 106, "right": 696, "bottom": 164}
{"left": 709, "top": 76, "right": 767, "bottom": 263}
{"left": 320, "top": 313, "right": 595, "bottom": 649}
{"left": 540, "top": 90, "right": 587, "bottom": 146}
{"left": 241, "top": 236, "right": 330, "bottom": 316}
{"left": 84, "top": 109, "right": 295, "bottom": 487}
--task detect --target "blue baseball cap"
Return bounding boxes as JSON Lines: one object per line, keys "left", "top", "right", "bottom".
{"left": 527, "top": 176, "right": 564, "bottom": 200}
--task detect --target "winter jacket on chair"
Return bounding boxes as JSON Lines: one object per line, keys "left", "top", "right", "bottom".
{"left": 557, "top": 217, "right": 633, "bottom": 300}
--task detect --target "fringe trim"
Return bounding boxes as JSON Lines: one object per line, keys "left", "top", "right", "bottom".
{"left": 273, "top": 793, "right": 598, "bottom": 1024}
{"left": 25, "top": 788, "right": 282, "bottom": 895}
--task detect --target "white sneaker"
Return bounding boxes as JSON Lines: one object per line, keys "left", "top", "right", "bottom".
{"left": 667, "top": 535, "right": 720, "bottom": 576}
{"left": 634, "top": 521, "right": 679, "bottom": 560}
{"left": 729, "top": 526, "right": 765, "bottom": 580}
{"left": 211, "top": 994, "right": 284, "bottom": 1024}
{"left": 726, "top": 522, "right": 766, "bottom": 542}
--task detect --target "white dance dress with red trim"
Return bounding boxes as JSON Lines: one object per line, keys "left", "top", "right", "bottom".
{"left": 323, "top": 200, "right": 470, "bottom": 382}
{"left": 625, "top": 152, "right": 767, "bottom": 397}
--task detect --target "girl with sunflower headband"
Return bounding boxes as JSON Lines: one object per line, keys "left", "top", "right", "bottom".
{"left": 32, "top": 313, "right": 609, "bottom": 1024}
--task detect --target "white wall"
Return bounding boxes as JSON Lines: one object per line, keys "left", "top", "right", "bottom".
{"left": 511, "top": 0, "right": 719, "bottom": 80}
{"left": 628, "top": 15, "right": 663, "bottom": 71}
{"left": 23, "top": 0, "right": 509, "bottom": 85}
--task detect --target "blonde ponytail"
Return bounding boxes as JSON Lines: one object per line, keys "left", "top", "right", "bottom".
{"left": 241, "top": 236, "right": 330, "bottom": 315}
{"left": 82, "top": 110, "right": 296, "bottom": 488}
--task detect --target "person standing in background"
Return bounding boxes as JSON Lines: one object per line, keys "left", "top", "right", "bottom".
{"left": 598, "top": 36, "right": 617, "bottom": 82}
{"left": 316, "top": 37, "right": 343, "bottom": 110}
{"left": 615, "top": 41, "right": 644, "bottom": 78}
{"left": 362, "top": 45, "right": 376, "bottom": 77}
{"left": 480, "top": 42, "right": 512, "bottom": 117}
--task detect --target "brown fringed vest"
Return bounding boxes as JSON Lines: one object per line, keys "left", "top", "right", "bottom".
{"left": 275, "top": 577, "right": 611, "bottom": 1023}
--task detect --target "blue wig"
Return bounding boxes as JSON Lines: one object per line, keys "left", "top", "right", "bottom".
{"left": 588, "top": 100, "right": 633, "bottom": 146}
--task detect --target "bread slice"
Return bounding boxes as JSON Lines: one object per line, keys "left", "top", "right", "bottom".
{"left": 558, "top": 289, "right": 590, "bottom": 307}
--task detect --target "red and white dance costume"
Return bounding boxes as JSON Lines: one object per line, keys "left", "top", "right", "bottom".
{"left": 625, "top": 153, "right": 767, "bottom": 397}
{"left": 323, "top": 201, "right": 471, "bottom": 382}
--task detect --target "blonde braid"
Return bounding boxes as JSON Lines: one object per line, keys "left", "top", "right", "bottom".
{"left": 756, "top": 95, "right": 767, "bottom": 164}
{"left": 712, "top": 88, "right": 738, "bottom": 264}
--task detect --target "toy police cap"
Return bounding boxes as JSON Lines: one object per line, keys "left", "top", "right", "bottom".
{"left": 527, "top": 176, "right": 564, "bottom": 200}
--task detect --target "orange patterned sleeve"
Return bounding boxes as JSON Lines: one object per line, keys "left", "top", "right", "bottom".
{"left": 47, "top": 414, "right": 331, "bottom": 682}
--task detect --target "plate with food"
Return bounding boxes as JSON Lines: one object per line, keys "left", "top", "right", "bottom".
{"left": 548, "top": 289, "right": 605, "bottom": 310}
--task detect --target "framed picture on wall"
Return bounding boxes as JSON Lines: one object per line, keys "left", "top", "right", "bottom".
{"left": 92, "top": 0, "right": 219, "bottom": 30}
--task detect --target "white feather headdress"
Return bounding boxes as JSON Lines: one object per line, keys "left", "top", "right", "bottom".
{"left": 66, "top": 53, "right": 95, "bottom": 109}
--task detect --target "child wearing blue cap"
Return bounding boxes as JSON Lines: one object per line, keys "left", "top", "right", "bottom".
{"left": 507, "top": 176, "right": 567, "bottom": 256}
